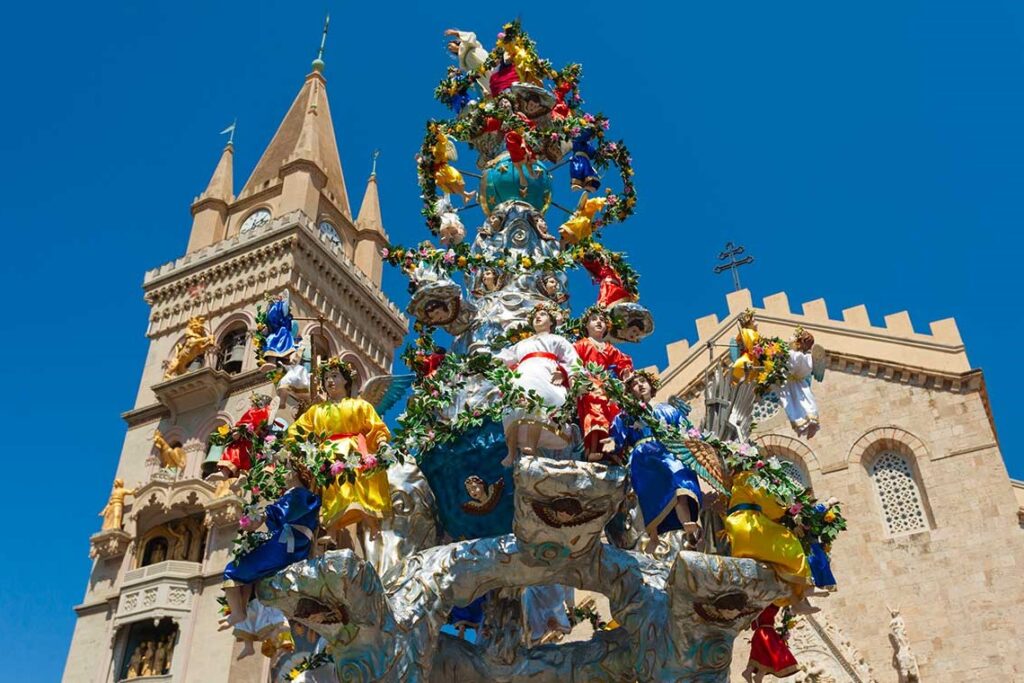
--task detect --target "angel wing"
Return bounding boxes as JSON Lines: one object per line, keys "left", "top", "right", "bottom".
{"left": 445, "top": 136, "right": 458, "bottom": 163}
{"left": 811, "top": 344, "right": 828, "bottom": 383}
{"left": 660, "top": 432, "right": 729, "bottom": 494}
{"left": 667, "top": 396, "right": 693, "bottom": 421}
{"left": 361, "top": 374, "right": 416, "bottom": 418}
{"left": 729, "top": 337, "right": 740, "bottom": 363}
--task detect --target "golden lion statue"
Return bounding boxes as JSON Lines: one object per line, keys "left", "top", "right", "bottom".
{"left": 163, "top": 316, "right": 217, "bottom": 378}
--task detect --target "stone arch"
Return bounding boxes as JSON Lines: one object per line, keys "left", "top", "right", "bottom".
{"left": 755, "top": 433, "right": 817, "bottom": 489}
{"left": 211, "top": 310, "right": 255, "bottom": 339}
{"left": 847, "top": 426, "right": 931, "bottom": 467}
{"left": 301, "top": 322, "right": 340, "bottom": 361}
{"left": 339, "top": 351, "right": 369, "bottom": 388}
{"left": 851, "top": 427, "right": 934, "bottom": 536}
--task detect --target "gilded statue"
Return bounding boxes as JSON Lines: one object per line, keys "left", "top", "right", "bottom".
{"left": 125, "top": 642, "right": 143, "bottom": 678}
{"left": 152, "top": 430, "right": 188, "bottom": 471}
{"left": 99, "top": 478, "right": 135, "bottom": 531}
{"left": 163, "top": 315, "right": 217, "bottom": 378}
{"left": 139, "top": 642, "right": 156, "bottom": 677}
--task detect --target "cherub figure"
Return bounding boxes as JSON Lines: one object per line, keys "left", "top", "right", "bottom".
{"left": 536, "top": 271, "right": 568, "bottom": 304}
{"left": 559, "top": 194, "right": 607, "bottom": 245}
{"left": 461, "top": 475, "right": 505, "bottom": 514}
{"left": 575, "top": 307, "right": 634, "bottom": 460}
{"left": 530, "top": 213, "right": 557, "bottom": 242}
{"left": 152, "top": 430, "right": 188, "bottom": 472}
{"left": 99, "top": 478, "right": 136, "bottom": 531}
{"left": 602, "top": 371, "right": 703, "bottom": 553}
{"left": 222, "top": 465, "right": 320, "bottom": 627}
{"left": 495, "top": 303, "right": 580, "bottom": 467}
{"left": 731, "top": 309, "right": 762, "bottom": 382}
{"left": 163, "top": 316, "right": 217, "bottom": 378}
{"left": 432, "top": 129, "right": 476, "bottom": 204}
{"left": 215, "top": 394, "right": 273, "bottom": 478}
{"left": 287, "top": 358, "right": 392, "bottom": 553}
{"left": 778, "top": 327, "right": 823, "bottom": 437}
{"left": 436, "top": 195, "right": 466, "bottom": 246}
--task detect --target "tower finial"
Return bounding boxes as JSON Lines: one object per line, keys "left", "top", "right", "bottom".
{"left": 312, "top": 14, "right": 330, "bottom": 73}
{"left": 219, "top": 118, "right": 236, "bottom": 147}
{"left": 371, "top": 149, "right": 380, "bottom": 177}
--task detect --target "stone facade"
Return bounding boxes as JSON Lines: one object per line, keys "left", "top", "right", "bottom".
{"left": 655, "top": 289, "right": 1024, "bottom": 682}
{"left": 62, "top": 58, "right": 406, "bottom": 683}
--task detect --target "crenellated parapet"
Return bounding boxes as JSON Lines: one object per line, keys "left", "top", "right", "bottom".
{"left": 656, "top": 289, "right": 974, "bottom": 404}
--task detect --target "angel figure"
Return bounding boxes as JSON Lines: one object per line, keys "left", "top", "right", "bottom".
{"left": 582, "top": 252, "right": 634, "bottom": 310}
{"left": 558, "top": 194, "right": 607, "bottom": 245}
{"left": 436, "top": 195, "right": 466, "bottom": 246}
{"left": 461, "top": 475, "right": 505, "bottom": 515}
{"left": 575, "top": 307, "right": 634, "bottom": 460}
{"left": 287, "top": 358, "right": 402, "bottom": 553}
{"left": 222, "top": 465, "right": 320, "bottom": 626}
{"left": 275, "top": 343, "right": 311, "bottom": 405}
{"left": 164, "top": 316, "right": 217, "bottom": 378}
{"left": 445, "top": 28, "right": 491, "bottom": 97}
{"left": 741, "top": 605, "right": 800, "bottom": 682}
{"left": 778, "top": 327, "right": 824, "bottom": 438}
{"left": 216, "top": 395, "right": 273, "bottom": 478}
{"left": 99, "top": 478, "right": 135, "bottom": 531}
{"left": 152, "top": 430, "right": 188, "bottom": 472}
{"left": 569, "top": 129, "right": 601, "bottom": 192}
{"left": 495, "top": 303, "right": 580, "bottom": 467}
{"left": 536, "top": 271, "right": 568, "bottom": 304}
{"left": 432, "top": 129, "right": 476, "bottom": 204}
{"left": 602, "top": 372, "right": 703, "bottom": 553}
{"left": 530, "top": 213, "right": 557, "bottom": 242}
{"left": 731, "top": 309, "right": 763, "bottom": 383}
{"left": 260, "top": 293, "right": 300, "bottom": 362}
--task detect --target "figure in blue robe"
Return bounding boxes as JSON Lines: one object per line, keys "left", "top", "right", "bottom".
{"left": 609, "top": 403, "right": 703, "bottom": 550}
{"left": 262, "top": 297, "right": 300, "bottom": 360}
{"left": 569, "top": 130, "right": 601, "bottom": 192}
{"left": 224, "top": 487, "right": 320, "bottom": 584}
{"left": 808, "top": 541, "right": 837, "bottom": 591}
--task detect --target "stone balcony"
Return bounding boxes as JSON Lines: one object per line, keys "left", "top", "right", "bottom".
{"left": 114, "top": 560, "right": 201, "bottom": 627}
{"left": 150, "top": 366, "right": 233, "bottom": 415}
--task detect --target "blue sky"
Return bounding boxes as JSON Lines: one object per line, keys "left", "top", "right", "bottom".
{"left": 4, "top": 1, "right": 1024, "bottom": 680}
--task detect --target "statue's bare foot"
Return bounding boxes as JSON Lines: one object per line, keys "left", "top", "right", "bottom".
{"left": 237, "top": 641, "right": 256, "bottom": 660}
{"left": 500, "top": 453, "right": 515, "bottom": 468}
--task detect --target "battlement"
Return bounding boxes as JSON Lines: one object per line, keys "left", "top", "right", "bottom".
{"left": 657, "top": 289, "right": 971, "bottom": 398}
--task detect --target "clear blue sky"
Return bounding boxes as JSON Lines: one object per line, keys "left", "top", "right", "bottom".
{"left": 4, "top": 2, "right": 1023, "bottom": 680}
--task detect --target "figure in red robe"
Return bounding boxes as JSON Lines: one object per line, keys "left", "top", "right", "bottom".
{"left": 582, "top": 255, "right": 635, "bottom": 309}
{"left": 742, "top": 604, "right": 799, "bottom": 681}
{"left": 574, "top": 308, "right": 634, "bottom": 460}
{"left": 218, "top": 396, "right": 272, "bottom": 476}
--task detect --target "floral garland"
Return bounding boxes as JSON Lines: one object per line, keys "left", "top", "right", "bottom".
{"left": 565, "top": 602, "right": 607, "bottom": 631}
{"left": 735, "top": 334, "right": 792, "bottom": 395}
{"left": 285, "top": 652, "right": 334, "bottom": 681}
{"left": 707, "top": 436, "right": 848, "bottom": 549}
{"left": 284, "top": 420, "right": 401, "bottom": 490}
{"left": 775, "top": 605, "right": 797, "bottom": 641}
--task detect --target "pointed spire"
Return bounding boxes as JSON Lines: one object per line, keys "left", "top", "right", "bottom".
{"left": 356, "top": 159, "right": 384, "bottom": 234}
{"left": 239, "top": 16, "right": 350, "bottom": 215}
{"left": 202, "top": 142, "right": 234, "bottom": 203}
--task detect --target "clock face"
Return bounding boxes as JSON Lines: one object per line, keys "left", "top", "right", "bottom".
{"left": 319, "top": 220, "right": 341, "bottom": 246}
{"left": 240, "top": 209, "right": 271, "bottom": 234}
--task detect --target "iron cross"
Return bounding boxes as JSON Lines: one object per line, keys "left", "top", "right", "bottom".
{"left": 713, "top": 242, "right": 754, "bottom": 291}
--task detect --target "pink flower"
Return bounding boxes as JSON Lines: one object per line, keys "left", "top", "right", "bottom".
{"left": 497, "top": 31, "right": 506, "bottom": 40}
{"left": 239, "top": 515, "right": 252, "bottom": 530}
{"left": 359, "top": 455, "right": 378, "bottom": 471}
{"left": 738, "top": 443, "right": 750, "bottom": 456}
{"left": 789, "top": 503, "right": 804, "bottom": 515}
{"left": 686, "top": 427, "right": 701, "bottom": 438}
{"left": 330, "top": 461, "right": 347, "bottom": 476}
{"left": 251, "top": 485, "right": 261, "bottom": 495}
{"left": 606, "top": 194, "right": 619, "bottom": 205}
{"left": 583, "top": 113, "right": 595, "bottom": 123}
{"left": 381, "top": 247, "right": 390, "bottom": 258}
{"left": 550, "top": 132, "right": 560, "bottom": 142}
{"left": 754, "top": 460, "right": 765, "bottom": 469}
{"left": 264, "top": 434, "right": 277, "bottom": 445}
{"left": 443, "top": 249, "right": 456, "bottom": 264}
{"left": 607, "top": 142, "right": 618, "bottom": 152}
{"left": 602, "top": 119, "right": 611, "bottom": 130}
{"left": 570, "top": 126, "right": 582, "bottom": 137}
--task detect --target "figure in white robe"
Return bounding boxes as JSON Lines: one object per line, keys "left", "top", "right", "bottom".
{"left": 445, "top": 29, "right": 491, "bottom": 94}
{"left": 777, "top": 328, "right": 824, "bottom": 438}
{"left": 229, "top": 599, "right": 290, "bottom": 660}
{"left": 495, "top": 306, "right": 579, "bottom": 466}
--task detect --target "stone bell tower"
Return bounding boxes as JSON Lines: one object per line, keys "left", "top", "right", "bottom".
{"left": 62, "top": 43, "right": 407, "bottom": 682}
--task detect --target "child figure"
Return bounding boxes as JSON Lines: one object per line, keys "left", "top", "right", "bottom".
{"left": 582, "top": 253, "right": 634, "bottom": 309}
{"left": 230, "top": 599, "right": 292, "bottom": 660}
{"left": 603, "top": 371, "right": 703, "bottom": 553}
{"left": 574, "top": 307, "right": 634, "bottom": 460}
{"left": 569, "top": 129, "right": 601, "bottom": 192}
{"left": 778, "top": 327, "right": 820, "bottom": 437}
{"left": 222, "top": 467, "right": 320, "bottom": 626}
{"left": 731, "top": 309, "right": 763, "bottom": 383}
{"left": 741, "top": 605, "right": 799, "bottom": 682}
{"left": 495, "top": 303, "right": 580, "bottom": 467}
{"left": 287, "top": 358, "right": 392, "bottom": 553}
{"left": 559, "top": 194, "right": 607, "bottom": 245}
{"left": 217, "top": 395, "right": 273, "bottom": 478}
{"left": 432, "top": 130, "right": 475, "bottom": 204}
{"left": 436, "top": 195, "right": 466, "bottom": 246}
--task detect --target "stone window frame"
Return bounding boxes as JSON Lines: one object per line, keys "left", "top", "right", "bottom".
{"left": 849, "top": 427, "right": 935, "bottom": 538}
{"left": 754, "top": 433, "right": 818, "bottom": 491}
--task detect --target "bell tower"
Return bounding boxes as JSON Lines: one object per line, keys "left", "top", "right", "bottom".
{"left": 62, "top": 34, "right": 407, "bottom": 683}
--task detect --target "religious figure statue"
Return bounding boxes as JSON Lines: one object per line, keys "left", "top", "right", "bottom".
{"left": 99, "top": 478, "right": 135, "bottom": 531}
{"left": 125, "top": 642, "right": 143, "bottom": 679}
{"left": 888, "top": 606, "right": 921, "bottom": 682}
{"left": 152, "top": 636, "right": 170, "bottom": 674}
{"left": 575, "top": 306, "right": 633, "bottom": 460}
{"left": 139, "top": 642, "right": 156, "bottom": 677}
{"left": 152, "top": 430, "right": 187, "bottom": 472}
{"left": 163, "top": 315, "right": 217, "bottom": 378}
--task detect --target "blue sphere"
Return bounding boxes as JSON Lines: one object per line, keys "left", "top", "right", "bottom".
{"left": 480, "top": 155, "right": 552, "bottom": 214}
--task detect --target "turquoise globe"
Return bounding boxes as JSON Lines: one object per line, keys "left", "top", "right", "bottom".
{"left": 480, "top": 155, "right": 552, "bottom": 214}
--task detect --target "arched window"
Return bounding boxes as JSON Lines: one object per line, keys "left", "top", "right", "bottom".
{"left": 779, "top": 460, "right": 809, "bottom": 489}
{"left": 217, "top": 326, "right": 248, "bottom": 374}
{"left": 871, "top": 451, "right": 928, "bottom": 536}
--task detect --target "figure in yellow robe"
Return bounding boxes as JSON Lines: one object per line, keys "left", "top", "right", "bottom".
{"left": 558, "top": 196, "right": 607, "bottom": 245}
{"left": 723, "top": 471, "right": 811, "bottom": 594}
{"left": 731, "top": 326, "right": 762, "bottom": 382}
{"left": 287, "top": 398, "right": 392, "bottom": 530}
